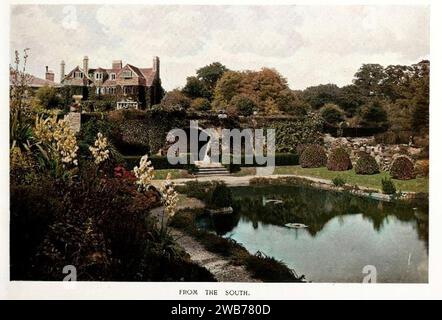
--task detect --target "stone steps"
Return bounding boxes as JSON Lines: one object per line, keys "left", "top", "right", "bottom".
{"left": 195, "top": 165, "right": 230, "bottom": 177}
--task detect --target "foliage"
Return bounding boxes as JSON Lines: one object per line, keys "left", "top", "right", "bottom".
{"left": 415, "top": 160, "right": 429, "bottom": 178}
{"left": 230, "top": 94, "right": 256, "bottom": 116}
{"left": 390, "top": 156, "right": 415, "bottom": 180}
{"left": 381, "top": 177, "right": 397, "bottom": 195}
{"left": 266, "top": 113, "right": 323, "bottom": 153}
{"left": 208, "top": 183, "right": 233, "bottom": 209}
{"left": 332, "top": 177, "right": 346, "bottom": 187}
{"left": 190, "top": 97, "right": 211, "bottom": 111}
{"left": 160, "top": 89, "right": 191, "bottom": 110}
{"left": 196, "top": 62, "right": 229, "bottom": 91}
{"left": 326, "top": 147, "right": 352, "bottom": 171}
{"left": 299, "top": 144, "right": 327, "bottom": 168}
{"left": 133, "top": 154, "right": 155, "bottom": 191}
{"left": 359, "top": 100, "right": 389, "bottom": 128}
{"left": 302, "top": 84, "right": 341, "bottom": 109}
{"left": 355, "top": 153, "right": 380, "bottom": 175}
{"left": 213, "top": 68, "right": 298, "bottom": 114}
{"left": 182, "top": 76, "right": 211, "bottom": 100}
{"left": 320, "top": 103, "right": 345, "bottom": 125}
{"left": 35, "top": 86, "right": 62, "bottom": 109}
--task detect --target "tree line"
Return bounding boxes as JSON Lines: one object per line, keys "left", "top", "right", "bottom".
{"left": 159, "top": 60, "right": 429, "bottom": 138}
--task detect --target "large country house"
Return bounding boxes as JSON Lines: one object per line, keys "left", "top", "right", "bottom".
{"left": 60, "top": 56, "right": 163, "bottom": 109}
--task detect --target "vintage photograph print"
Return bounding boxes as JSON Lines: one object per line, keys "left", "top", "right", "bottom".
{"left": 9, "top": 4, "right": 429, "bottom": 284}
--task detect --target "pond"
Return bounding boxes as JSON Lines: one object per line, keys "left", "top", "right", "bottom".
{"left": 196, "top": 185, "right": 428, "bottom": 283}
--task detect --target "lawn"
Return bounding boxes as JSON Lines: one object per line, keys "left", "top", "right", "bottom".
{"left": 153, "top": 169, "right": 192, "bottom": 180}
{"left": 273, "top": 165, "right": 428, "bottom": 193}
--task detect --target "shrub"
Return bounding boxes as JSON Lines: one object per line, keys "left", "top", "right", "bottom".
{"left": 209, "top": 183, "right": 233, "bottom": 209}
{"left": 381, "top": 177, "right": 396, "bottom": 194}
{"left": 190, "top": 97, "right": 211, "bottom": 111}
{"left": 230, "top": 94, "right": 256, "bottom": 116}
{"left": 415, "top": 160, "right": 429, "bottom": 177}
{"left": 390, "top": 156, "right": 415, "bottom": 180}
{"left": 332, "top": 177, "right": 346, "bottom": 187}
{"left": 299, "top": 145, "right": 327, "bottom": 168}
{"left": 355, "top": 153, "right": 379, "bottom": 175}
{"left": 320, "top": 103, "right": 345, "bottom": 125}
{"left": 326, "top": 147, "right": 352, "bottom": 171}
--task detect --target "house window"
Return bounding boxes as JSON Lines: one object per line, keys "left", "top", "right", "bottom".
{"left": 95, "top": 72, "right": 103, "bottom": 80}
{"left": 96, "top": 87, "right": 100, "bottom": 94}
{"left": 122, "top": 71, "right": 132, "bottom": 79}
{"left": 124, "top": 87, "right": 133, "bottom": 94}
{"left": 74, "top": 71, "right": 83, "bottom": 78}
{"left": 110, "top": 73, "right": 116, "bottom": 80}
{"left": 109, "top": 87, "right": 116, "bottom": 94}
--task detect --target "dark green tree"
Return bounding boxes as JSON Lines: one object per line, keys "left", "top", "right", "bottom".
{"left": 196, "top": 62, "right": 228, "bottom": 91}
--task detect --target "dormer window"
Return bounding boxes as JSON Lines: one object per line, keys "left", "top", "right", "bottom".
{"left": 74, "top": 71, "right": 83, "bottom": 78}
{"left": 110, "top": 73, "right": 116, "bottom": 80}
{"left": 95, "top": 72, "right": 103, "bottom": 80}
{"left": 122, "top": 70, "right": 132, "bottom": 79}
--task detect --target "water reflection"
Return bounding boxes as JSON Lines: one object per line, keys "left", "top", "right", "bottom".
{"left": 196, "top": 185, "right": 428, "bottom": 282}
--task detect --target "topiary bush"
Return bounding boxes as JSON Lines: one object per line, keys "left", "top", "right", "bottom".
{"left": 326, "top": 147, "right": 352, "bottom": 171}
{"left": 381, "top": 177, "right": 396, "bottom": 194}
{"left": 355, "top": 153, "right": 379, "bottom": 175}
{"left": 299, "top": 144, "right": 327, "bottom": 168}
{"left": 390, "top": 156, "right": 415, "bottom": 180}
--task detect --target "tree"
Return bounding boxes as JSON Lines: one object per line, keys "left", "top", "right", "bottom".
{"left": 302, "top": 84, "right": 341, "bottom": 109}
{"left": 353, "top": 64, "right": 386, "bottom": 97}
{"left": 160, "top": 89, "right": 191, "bottom": 110}
{"left": 35, "top": 86, "right": 62, "bottom": 109}
{"left": 212, "top": 71, "right": 243, "bottom": 110}
{"left": 337, "top": 85, "right": 366, "bottom": 116}
{"left": 320, "top": 104, "right": 345, "bottom": 125}
{"left": 230, "top": 94, "right": 256, "bottom": 116}
{"left": 182, "top": 76, "right": 211, "bottom": 100}
{"left": 359, "top": 100, "right": 388, "bottom": 128}
{"left": 196, "top": 62, "right": 228, "bottom": 90}
{"left": 190, "top": 97, "right": 211, "bottom": 111}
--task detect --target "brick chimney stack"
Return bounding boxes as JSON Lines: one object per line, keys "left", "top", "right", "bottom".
{"left": 45, "top": 66, "right": 55, "bottom": 82}
{"left": 153, "top": 56, "right": 160, "bottom": 79}
{"left": 60, "top": 60, "right": 65, "bottom": 83}
{"left": 112, "top": 60, "right": 122, "bottom": 70}
{"left": 83, "top": 56, "right": 89, "bottom": 75}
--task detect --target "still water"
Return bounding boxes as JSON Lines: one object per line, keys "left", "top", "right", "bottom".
{"left": 197, "top": 185, "right": 428, "bottom": 283}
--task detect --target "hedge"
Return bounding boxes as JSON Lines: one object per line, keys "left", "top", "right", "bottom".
{"left": 123, "top": 153, "right": 299, "bottom": 172}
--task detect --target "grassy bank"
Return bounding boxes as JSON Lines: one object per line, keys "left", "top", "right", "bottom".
{"left": 272, "top": 166, "right": 428, "bottom": 193}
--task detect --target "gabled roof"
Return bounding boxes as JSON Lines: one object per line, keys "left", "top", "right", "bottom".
{"left": 9, "top": 68, "right": 60, "bottom": 88}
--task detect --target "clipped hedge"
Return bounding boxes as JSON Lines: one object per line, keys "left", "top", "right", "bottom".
{"left": 355, "top": 153, "right": 379, "bottom": 175}
{"left": 326, "top": 147, "right": 352, "bottom": 171}
{"left": 123, "top": 154, "right": 195, "bottom": 171}
{"left": 299, "top": 144, "right": 327, "bottom": 168}
{"left": 390, "top": 156, "right": 415, "bottom": 180}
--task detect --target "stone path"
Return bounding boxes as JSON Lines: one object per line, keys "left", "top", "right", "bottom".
{"left": 170, "top": 228, "right": 260, "bottom": 282}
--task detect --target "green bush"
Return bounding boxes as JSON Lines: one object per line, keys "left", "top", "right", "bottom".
{"left": 326, "top": 147, "right": 352, "bottom": 171}
{"left": 381, "top": 177, "right": 397, "bottom": 194}
{"left": 230, "top": 153, "right": 299, "bottom": 167}
{"left": 190, "top": 97, "right": 211, "bottom": 111}
{"left": 299, "top": 144, "right": 327, "bottom": 168}
{"left": 230, "top": 94, "right": 256, "bottom": 116}
{"left": 332, "top": 177, "right": 346, "bottom": 187}
{"left": 320, "top": 103, "right": 345, "bottom": 125}
{"left": 209, "top": 183, "right": 233, "bottom": 209}
{"left": 390, "top": 156, "right": 415, "bottom": 180}
{"left": 355, "top": 153, "right": 379, "bottom": 175}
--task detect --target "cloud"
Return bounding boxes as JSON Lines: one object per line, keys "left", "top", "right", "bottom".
{"left": 10, "top": 5, "right": 429, "bottom": 90}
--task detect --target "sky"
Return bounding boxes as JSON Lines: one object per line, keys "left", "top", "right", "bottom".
{"left": 10, "top": 5, "right": 430, "bottom": 91}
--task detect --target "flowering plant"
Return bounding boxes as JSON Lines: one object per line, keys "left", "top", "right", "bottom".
{"left": 34, "top": 115, "right": 79, "bottom": 172}
{"left": 89, "top": 132, "right": 110, "bottom": 165}
{"left": 161, "top": 173, "right": 179, "bottom": 219}
{"left": 133, "top": 154, "right": 155, "bottom": 191}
